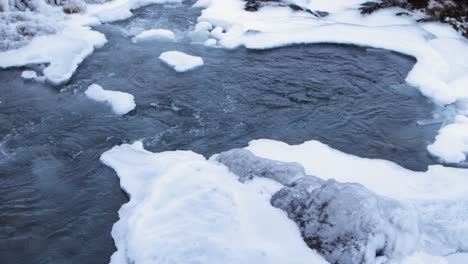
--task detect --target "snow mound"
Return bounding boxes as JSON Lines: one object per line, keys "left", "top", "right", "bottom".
{"left": 159, "top": 51, "right": 204, "bottom": 72}
{"left": 131, "top": 29, "right": 175, "bottom": 43}
{"left": 84, "top": 83, "right": 135, "bottom": 115}
{"left": 100, "top": 142, "right": 328, "bottom": 264}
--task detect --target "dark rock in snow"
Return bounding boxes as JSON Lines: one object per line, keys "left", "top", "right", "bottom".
{"left": 272, "top": 178, "right": 418, "bottom": 264}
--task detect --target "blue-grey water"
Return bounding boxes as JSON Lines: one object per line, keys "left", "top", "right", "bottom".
{"left": 0, "top": 1, "right": 443, "bottom": 264}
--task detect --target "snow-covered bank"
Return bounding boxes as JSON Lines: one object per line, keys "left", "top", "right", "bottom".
{"left": 85, "top": 83, "right": 135, "bottom": 115}
{"left": 194, "top": 0, "right": 468, "bottom": 164}
{"left": 101, "top": 140, "right": 468, "bottom": 264}
{"left": 101, "top": 142, "right": 329, "bottom": 264}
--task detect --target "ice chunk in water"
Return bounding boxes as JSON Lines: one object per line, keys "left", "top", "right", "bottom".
{"left": 85, "top": 84, "right": 135, "bottom": 115}
{"left": 159, "top": 51, "right": 204, "bottom": 72}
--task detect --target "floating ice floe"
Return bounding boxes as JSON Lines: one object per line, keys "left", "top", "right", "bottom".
{"left": 85, "top": 83, "right": 135, "bottom": 115}
{"left": 159, "top": 51, "right": 204, "bottom": 72}
{"left": 131, "top": 29, "right": 176, "bottom": 43}
{"left": 20, "top": 70, "right": 37, "bottom": 80}
{"left": 194, "top": 0, "right": 468, "bottom": 164}
{"left": 101, "top": 139, "right": 468, "bottom": 264}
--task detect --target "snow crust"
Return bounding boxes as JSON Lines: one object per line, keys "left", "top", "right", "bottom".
{"left": 84, "top": 83, "right": 135, "bottom": 115}
{"left": 131, "top": 29, "right": 175, "bottom": 43}
{"left": 100, "top": 142, "right": 329, "bottom": 264}
{"left": 159, "top": 51, "right": 204, "bottom": 72}
{"left": 194, "top": 0, "right": 468, "bottom": 164}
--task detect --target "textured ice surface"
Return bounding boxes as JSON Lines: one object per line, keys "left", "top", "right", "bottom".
{"left": 159, "top": 51, "right": 204, "bottom": 72}
{"left": 100, "top": 142, "right": 328, "bottom": 264}
{"left": 84, "top": 83, "right": 135, "bottom": 115}
{"left": 131, "top": 28, "right": 175, "bottom": 43}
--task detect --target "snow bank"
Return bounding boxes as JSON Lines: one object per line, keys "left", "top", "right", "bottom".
{"left": 84, "top": 83, "right": 135, "bottom": 115}
{"left": 100, "top": 142, "right": 328, "bottom": 264}
{"left": 159, "top": 51, "right": 204, "bottom": 72}
{"left": 195, "top": 0, "right": 468, "bottom": 164}
{"left": 131, "top": 29, "right": 175, "bottom": 43}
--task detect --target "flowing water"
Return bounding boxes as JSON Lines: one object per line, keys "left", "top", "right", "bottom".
{"left": 0, "top": 1, "right": 443, "bottom": 263}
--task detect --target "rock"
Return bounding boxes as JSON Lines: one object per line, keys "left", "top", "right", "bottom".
{"left": 215, "top": 148, "right": 305, "bottom": 185}
{"left": 272, "top": 178, "right": 419, "bottom": 264}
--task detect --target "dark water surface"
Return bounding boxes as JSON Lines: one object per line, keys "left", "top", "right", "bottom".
{"left": 0, "top": 2, "right": 441, "bottom": 264}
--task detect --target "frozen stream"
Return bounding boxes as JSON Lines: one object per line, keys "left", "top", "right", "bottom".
{"left": 0, "top": 2, "right": 445, "bottom": 264}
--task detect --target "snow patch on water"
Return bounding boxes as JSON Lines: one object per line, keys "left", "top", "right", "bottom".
{"left": 131, "top": 28, "right": 175, "bottom": 43}
{"left": 84, "top": 83, "right": 135, "bottom": 115}
{"left": 159, "top": 51, "right": 204, "bottom": 72}
{"left": 20, "top": 70, "right": 37, "bottom": 79}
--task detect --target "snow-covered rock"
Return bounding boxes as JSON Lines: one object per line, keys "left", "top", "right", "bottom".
{"left": 131, "top": 29, "right": 175, "bottom": 43}
{"left": 159, "top": 51, "right": 204, "bottom": 72}
{"left": 84, "top": 83, "right": 135, "bottom": 115}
